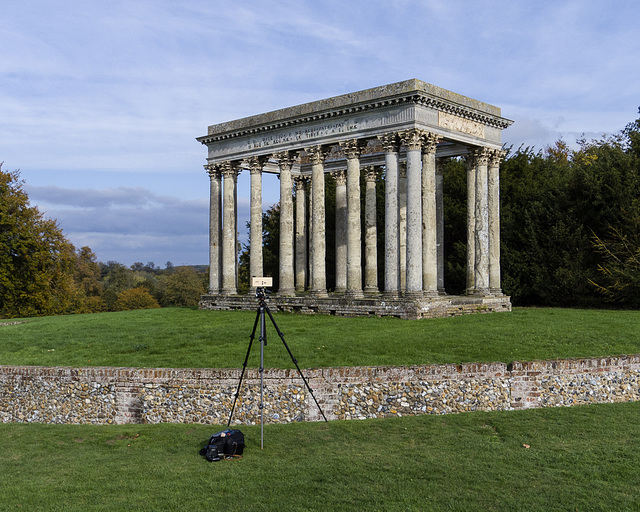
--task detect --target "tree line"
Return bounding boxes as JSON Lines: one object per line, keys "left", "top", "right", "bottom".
{"left": 239, "top": 111, "right": 640, "bottom": 308}
{"left": 1, "top": 164, "right": 206, "bottom": 318}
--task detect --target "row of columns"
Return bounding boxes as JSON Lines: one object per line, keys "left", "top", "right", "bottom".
{"left": 205, "top": 129, "right": 504, "bottom": 299}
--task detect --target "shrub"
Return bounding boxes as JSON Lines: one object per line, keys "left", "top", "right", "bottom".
{"left": 161, "top": 266, "right": 205, "bottom": 307}
{"left": 113, "top": 287, "right": 160, "bottom": 311}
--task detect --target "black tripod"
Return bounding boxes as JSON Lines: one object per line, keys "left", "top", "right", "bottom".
{"left": 227, "top": 288, "right": 327, "bottom": 448}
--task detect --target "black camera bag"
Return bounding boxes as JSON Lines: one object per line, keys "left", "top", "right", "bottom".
{"left": 199, "top": 429, "right": 245, "bottom": 462}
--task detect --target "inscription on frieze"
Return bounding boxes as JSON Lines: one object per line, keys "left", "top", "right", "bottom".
{"left": 207, "top": 104, "right": 431, "bottom": 162}
{"left": 250, "top": 122, "right": 359, "bottom": 149}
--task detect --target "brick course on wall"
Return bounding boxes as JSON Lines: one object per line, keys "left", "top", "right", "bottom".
{"left": 2, "top": 355, "right": 640, "bottom": 425}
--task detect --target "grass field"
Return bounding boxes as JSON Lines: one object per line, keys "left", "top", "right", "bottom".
{"left": 2, "top": 308, "right": 640, "bottom": 510}
{"left": 1, "top": 307, "right": 639, "bottom": 369}
{"left": 2, "top": 402, "right": 640, "bottom": 511}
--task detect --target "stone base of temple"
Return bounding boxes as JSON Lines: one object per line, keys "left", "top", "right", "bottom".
{"left": 199, "top": 293, "right": 511, "bottom": 320}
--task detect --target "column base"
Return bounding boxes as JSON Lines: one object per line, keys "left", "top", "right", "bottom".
{"left": 490, "top": 288, "right": 503, "bottom": 296}
{"left": 404, "top": 291, "right": 423, "bottom": 300}
{"left": 309, "top": 289, "right": 329, "bottom": 298}
{"left": 345, "top": 289, "right": 364, "bottom": 299}
{"left": 423, "top": 290, "right": 439, "bottom": 299}
{"left": 277, "top": 288, "right": 296, "bottom": 298}
{"left": 383, "top": 290, "right": 401, "bottom": 300}
{"left": 364, "top": 287, "right": 379, "bottom": 295}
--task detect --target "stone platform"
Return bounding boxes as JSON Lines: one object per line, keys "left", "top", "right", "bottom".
{"left": 199, "top": 293, "right": 511, "bottom": 320}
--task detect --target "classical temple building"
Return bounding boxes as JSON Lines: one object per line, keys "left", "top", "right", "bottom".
{"left": 198, "top": 79, "right": 513, "bottom": 319}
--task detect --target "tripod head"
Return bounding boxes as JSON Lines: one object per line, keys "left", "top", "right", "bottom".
{"left": 255, "top": 287, "right": 271, "bottom": 301}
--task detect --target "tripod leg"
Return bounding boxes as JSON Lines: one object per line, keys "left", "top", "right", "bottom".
{"left": 227, "top": 307, "right": 260, "bottom": 426}
{"left": 259, "top": 304, "right": 266, "bottom": 449}
{"left": 264, "top": 305, "right": 328, "bottom": 422}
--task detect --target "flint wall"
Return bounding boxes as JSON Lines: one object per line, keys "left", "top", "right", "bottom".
{"left": 2, "top": 355, "right": 640, "bottom": 425}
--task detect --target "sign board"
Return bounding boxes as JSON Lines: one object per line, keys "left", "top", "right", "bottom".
{"left": 252, "top": 277, "right": 273, "bottom": 287}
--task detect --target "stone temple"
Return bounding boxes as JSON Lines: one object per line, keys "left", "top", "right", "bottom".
{"left": 198, "top": 79, "right": 513, "bottom": 319}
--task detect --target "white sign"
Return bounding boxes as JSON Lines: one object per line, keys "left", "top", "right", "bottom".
{"left": 252, "top": 277, "right": 273, "bottom": 287}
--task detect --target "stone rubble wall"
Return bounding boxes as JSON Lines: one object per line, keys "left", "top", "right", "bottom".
{"left": 1, "top": 355, "right": 640, "bottom": 425}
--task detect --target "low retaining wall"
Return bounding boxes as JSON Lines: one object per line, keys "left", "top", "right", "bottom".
{"left": 2, "top": 355, "right": 640, "bottom": 425}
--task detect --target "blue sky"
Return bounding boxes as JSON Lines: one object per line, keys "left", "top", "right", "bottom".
{"left": 2, "top": 0, "right": 639, "bottom": 266}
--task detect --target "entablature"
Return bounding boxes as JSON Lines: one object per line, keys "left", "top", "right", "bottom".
{"left": 198, "top": 79, "right": 513, "bottom": 169}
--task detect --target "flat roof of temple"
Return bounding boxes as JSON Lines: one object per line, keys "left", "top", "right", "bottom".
{"left": 200, "top": 79, "right": 510, "bottom": 139}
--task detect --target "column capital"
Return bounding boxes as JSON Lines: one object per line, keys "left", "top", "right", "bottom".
{"left": 305, "top": 145, "right": 329, "bottom": 164}
{"left": 339, "top": 138, "right": 365, "bottom": 159}
{"left": 246, "top": 155, "right": 268, "bottom": 174}
{"left": 219, "top": 161, "right": 239, "bottom": 178}
{"left": 333, "top": 169, "right": 347, "bottom": 186}
{"left": 421, "top": 132, "right": 439, "bottom": 155}
{"left": 293, "top": 175, "right": 309, "bottom": 188}
{"left": 365, "top": 166, "right": 378, "bottom": 182}
{"left": 465, "top": 152, "right": 476, "bottom": 169}
{"left": 378, "top": 132, "right": 400, "bottom": 153}
{"left": 401, "top": 129, "right": 424, "bottom": 151}
{"left": 473, "top": 147, "right": 491, "bottom": 166}
{"left": 204, "top": 163, "right": 221, "bottom": 178}
{"left": 273, "top": 151, "right": 295, "bottom": 171}
{"left": 489, "top": 148, "right": 507, "bottom": 167}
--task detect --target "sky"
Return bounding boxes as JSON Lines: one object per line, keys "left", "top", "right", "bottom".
{"left": 2, "top": 0, "right": 639, "bottom": 266}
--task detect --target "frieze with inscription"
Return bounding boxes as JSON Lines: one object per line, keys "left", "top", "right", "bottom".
{"left": 250, "top": 122, "right": 359, "bottom": 150}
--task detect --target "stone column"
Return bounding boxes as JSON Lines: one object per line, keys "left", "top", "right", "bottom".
{"left": 276, "top": 152, "right": 295, "bottom": 296}
{"left": 474, "top": 148, "right": 490, "bottom": 295}
{"left": 466, "top": 153, "right": 476, "bottom": 295}
{"left": 221, "top": 162, "right": 239, "bottom": 295}
{"left": 380, "top": 133, "right": 400, "bottom": 299}
{"left": 402, "top": 129, "right": 424, "bottom": 299}
{"left": 489, "top": 149, "right": 505, "bottom": 296}
{"left": 364, "top": 166, "right": 379, "bottom": 294}
{"left": 294, "top": 176, "right": 308, "bottom": 292}
{"left": 421, "top": 132, "right": 439, "bottom": 297}
{"left": 248, "top": 156, "right": 266, "bottom": 292}
{"left": 399, "top": 162, "right": 407, "bottom": 292}
{"left": 334, "top": 170, "right": 347, "bottom": 294}
{"left": 206, "top": 164, "right": 222, "bottom": 294}
{"left": 436, "top": 159, "right": 445, "bottom": 295}
{"left": 307, "top": 145, "right": 328, "bottom": 297}
{"left": 340, "top": 139, "right": 364, "bottom": 298}
{"left": 308, "top": 173, "right": 314, "bottom": 288}
{"left": 234, "top": 169, "right": 239, "bottom": 291}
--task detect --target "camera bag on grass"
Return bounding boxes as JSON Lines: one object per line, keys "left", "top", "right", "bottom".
{"left": 199, "top": 429, "right": 245, "bottom": 461}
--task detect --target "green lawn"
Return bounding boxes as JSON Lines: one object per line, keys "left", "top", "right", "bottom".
{"left": 1, "top": 307, "right": 639, "bottom": 369}
{"left": 1, "top": 402, "right": 639, "bottom": 511}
